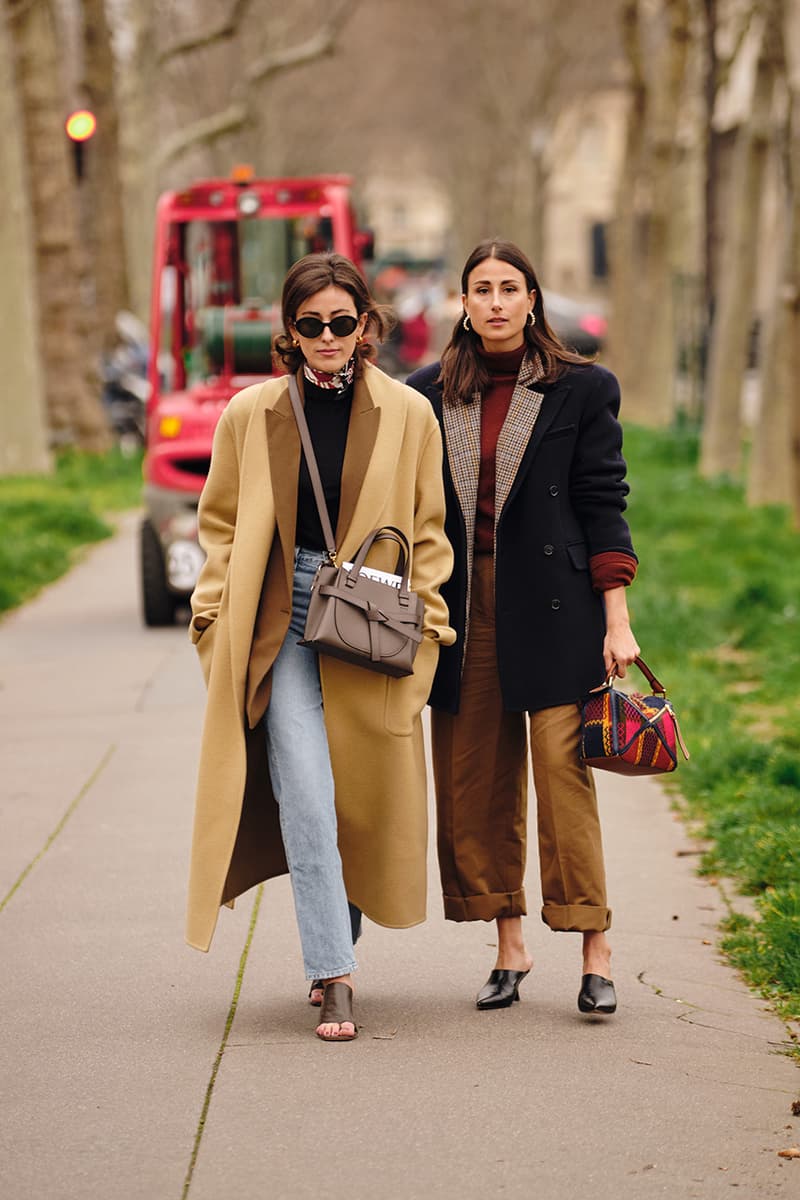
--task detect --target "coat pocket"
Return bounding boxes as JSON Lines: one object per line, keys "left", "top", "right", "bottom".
{"left": 384, "top": 635, "right": 439, "bottom": 736}
{"left": 541, "top": 423, "right": 577, "bottom": 441}
{"left": 566, "top": 541, "right": 589, "bottom": 570}
{"left": 195, "top": 621, "right": 218, "bottom": 686}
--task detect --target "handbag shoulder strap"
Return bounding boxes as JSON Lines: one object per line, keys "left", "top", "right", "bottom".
{"left": 287, "top": 373, "right": 337, "bottom": 561}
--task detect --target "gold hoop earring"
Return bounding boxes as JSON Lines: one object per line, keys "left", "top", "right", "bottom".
{"left": 527, "top": 311, "right": 536, "bottom": 327}
{"left": 292, "top": 338, "right": 300, "bottom": 347}
{"left": 463, "top": 314, "right": 471, "bottom": 331}
{"left": 357, "top": 334, "right": 364, "bottom": 344}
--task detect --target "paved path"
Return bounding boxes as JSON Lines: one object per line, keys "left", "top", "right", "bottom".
{"left": 0, "top": 514, "right": 797, "bottom": 1200}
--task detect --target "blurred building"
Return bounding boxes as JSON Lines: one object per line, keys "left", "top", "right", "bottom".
{"left": 361, "top": 170, "right": 450, "bottom": 266}
{"left": 543, "top": 91, "right": 628, "bottom": 298}
{"left": 361, "top": 95, "right": 628, "bottom": 303}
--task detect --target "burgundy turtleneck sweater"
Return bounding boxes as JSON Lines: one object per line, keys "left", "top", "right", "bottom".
{"left": 475, "top": 344, "right": 526, "bottom": 553}
{"left": 474, "top": 344, "right": 637, "bottom": 591}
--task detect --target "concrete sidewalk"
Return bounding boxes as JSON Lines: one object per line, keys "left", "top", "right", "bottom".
{"left": 0, "top": 514, "right": 797, "bottom": 1200}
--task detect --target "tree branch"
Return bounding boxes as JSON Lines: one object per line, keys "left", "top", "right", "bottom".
{"left": 157, "top": 0, "right": 252, "bottom": 66}
{"left": 6, "top": 0, "right": 41, "bottom": 24}
{"left": 717, "top": 1, "right": 757, "bottom": 88}
{"left": 155, "top": 103, "right": 248, "bottom": 168}
{"left": 156, "top": 0, "right": 357, "bottom": 168}
{"left": 245, "top": 3, "right": 351, "bottom": 84}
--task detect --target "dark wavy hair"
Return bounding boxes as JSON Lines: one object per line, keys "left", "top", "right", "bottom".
{"left": 273, "top": 253, "right": 391, "bottom": 376}
{"left": 439, "top": 239, "right": 591, "bottom": 404}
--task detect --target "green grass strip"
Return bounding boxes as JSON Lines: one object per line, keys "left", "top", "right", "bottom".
{"left": 623, "top": 423, "right": 800, "bottom": 1025}
{"left": 181, "top": 884, "right": 264, "bottom": 1200}
{"left": 0, "top": 744, "right": 116, "bottom": 915}
{"left": 0, "top": 448, "right": 143, "bottom": 614}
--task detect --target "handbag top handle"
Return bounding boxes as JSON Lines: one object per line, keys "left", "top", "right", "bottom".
{"left": 631, "top": 656, "right": 666, "bottom": 694}
{"left": 287, "top": 374, "right": 338, "bottom": 562}
{"left": 603, "top": 655, "right": 666, "bottom": 695}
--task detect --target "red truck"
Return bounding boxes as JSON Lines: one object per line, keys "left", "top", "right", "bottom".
{"left": 140, "top": 168, "right": 373, "bottom": 624}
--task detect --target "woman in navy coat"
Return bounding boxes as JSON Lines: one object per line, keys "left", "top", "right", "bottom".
{"left": 407, "top": 239, "right": 640, "bottom": 1014}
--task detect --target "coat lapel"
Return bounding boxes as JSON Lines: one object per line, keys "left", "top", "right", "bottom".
{"left": 499, "top": 374, "right": 572, "bottom": 520}
{"left": 264, "top": 375, "right": 301, "bottom": 589}
{"left": 441, "top": 391, "right": 481, "bottom": 551}
{"left": 336, "top": 374, "right": 380, "bottom": 546}
{"left": 335, "top": 363, "right": 403, "bottom": 561}
{"left": 440, "top": 390, "right": 481, "bottom": 657}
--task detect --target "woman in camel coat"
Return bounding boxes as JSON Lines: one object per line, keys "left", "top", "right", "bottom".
{"left": 186, "top": 254, "right": 454, "bottom": 1041}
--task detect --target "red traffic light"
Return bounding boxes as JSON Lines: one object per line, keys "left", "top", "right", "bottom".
{"left": 65, "top": 110, "right": 97, "bottom": 142}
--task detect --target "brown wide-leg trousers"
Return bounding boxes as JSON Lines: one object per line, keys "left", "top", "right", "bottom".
{"left": 431, "top": 554, "right": 611, "bottom": 932}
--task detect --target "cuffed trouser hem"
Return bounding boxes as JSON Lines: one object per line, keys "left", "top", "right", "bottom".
{"left": 443, "top": 887, "right": 527, "bottom": 923}
{"left": 306, "top": 960, "right": 358, "bottom": 983}
{"left": 541, "top": 903, "right": 611, "bottom": 933}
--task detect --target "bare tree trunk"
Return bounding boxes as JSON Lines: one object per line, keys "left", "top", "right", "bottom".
{"left": 785, "top": 0, "right": 800, "bottom": 525}
{"left": 0, "top": 7, "right": 50, "bottom": 474}
{"left": 112, "top": 0, "right": 158, "bottom": 320}
{"left": 80, "top": 0, "right": 131, "bottom": 352}
{"left": 640, "top": 0, "right": 692, "bottom": 426}
{"left": 607, "top": 0, "right": 691, "bottom": 426}
{"left": 749, "top": 0, "right": 800, "bottom": 516}
{"left": 607, "top": 0, "right": 649, "bottom": 417}
{"left": 6, "top": 0, "right": 111, "bottom": 451}
{"left": 702, "top": 0, "right": 741, "bottom": 317}
{"left": 700, "top": 7, "right": 780, "bottom": 478}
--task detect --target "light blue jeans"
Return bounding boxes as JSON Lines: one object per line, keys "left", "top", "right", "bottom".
{"left": 263, "top": 547, "right": 360, "bottom": 981}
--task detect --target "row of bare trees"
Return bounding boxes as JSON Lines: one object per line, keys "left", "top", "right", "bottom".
{"left": 609, "top": 0, "right": 800, "bottom": 518}
{"left": 2, "top": 0, "right": 799, "bottom": 522}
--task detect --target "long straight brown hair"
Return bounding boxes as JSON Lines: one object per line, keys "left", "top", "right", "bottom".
{"left": 439, "top": 239, "right": 590, "bottom": 404}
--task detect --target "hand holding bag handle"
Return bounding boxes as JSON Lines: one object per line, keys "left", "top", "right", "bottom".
{"left": 602, "top": 655, "right": 666, "bottom": 694}
{"left": 612, "top": 656, "right": 689, "bottom": 761}
{"left": 582, "top": 655, "right": 690, "bottom": 773}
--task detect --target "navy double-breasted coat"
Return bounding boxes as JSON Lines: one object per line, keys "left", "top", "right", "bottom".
{"left": 406, "top": 359, "right": 637, "bottom": 715}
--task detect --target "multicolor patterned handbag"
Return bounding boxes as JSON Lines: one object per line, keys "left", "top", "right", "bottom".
{"left": 580, "top": 656, "right": 689, "bottom": 775}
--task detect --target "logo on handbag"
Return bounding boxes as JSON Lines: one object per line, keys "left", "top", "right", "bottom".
{"left": 341, "top": 562, "right": 403, "bottom": 588}
{"left": 580, "top": 656, "right": 689, "bottom": 775}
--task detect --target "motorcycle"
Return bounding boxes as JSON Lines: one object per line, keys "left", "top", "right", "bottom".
{"left": 101, "top": 311, "right": 150, "bottom": 454}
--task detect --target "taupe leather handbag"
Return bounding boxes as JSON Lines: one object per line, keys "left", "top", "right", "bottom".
{"left": 288, "top": 375, "right": 424, "bottom": 678}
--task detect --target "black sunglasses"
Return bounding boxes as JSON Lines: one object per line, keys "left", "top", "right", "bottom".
{"left": 294, "top": 315, "right": 359, "bottom": 338}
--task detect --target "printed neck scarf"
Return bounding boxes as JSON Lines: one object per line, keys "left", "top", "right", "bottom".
{"left": 303, "top": 355, "right": 356, "bottom": 394}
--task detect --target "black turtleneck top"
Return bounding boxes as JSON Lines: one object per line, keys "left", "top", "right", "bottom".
{"left": 295, "top": 377, "right": 354, "bottom": 551}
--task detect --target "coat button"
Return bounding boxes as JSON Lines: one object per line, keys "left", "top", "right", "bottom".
{"left": 548, "top": 484, "right": 559, "bottom": 497}
{"left": 551, "top": 598, "right": 561, "bottom": 610}
{"left": 543, "top": 544, "right": 554, "bottom": 556}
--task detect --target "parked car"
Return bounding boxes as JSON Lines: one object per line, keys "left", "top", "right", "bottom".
{"left": 542, "top": 289, "right": 607, "bottom": 355}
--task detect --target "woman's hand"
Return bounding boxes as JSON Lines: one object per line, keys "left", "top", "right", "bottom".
{"left": 601, "top": 586, "right": 641, "bottom": 679}
{"left": 603, "top": 624, "right": 641, "bottom": 679}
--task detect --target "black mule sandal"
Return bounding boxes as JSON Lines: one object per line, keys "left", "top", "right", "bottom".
{"left": 315, "top": 982, "right": 358, "bottom": 1041}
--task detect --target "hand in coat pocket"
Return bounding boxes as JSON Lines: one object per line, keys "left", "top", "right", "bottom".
{"left": 384, "top": 635, "right": 440, "bottom": 736}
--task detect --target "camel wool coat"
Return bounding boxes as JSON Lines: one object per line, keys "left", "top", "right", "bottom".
{"left": 186, "top": 362, "right": 455, "bottom": 952}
